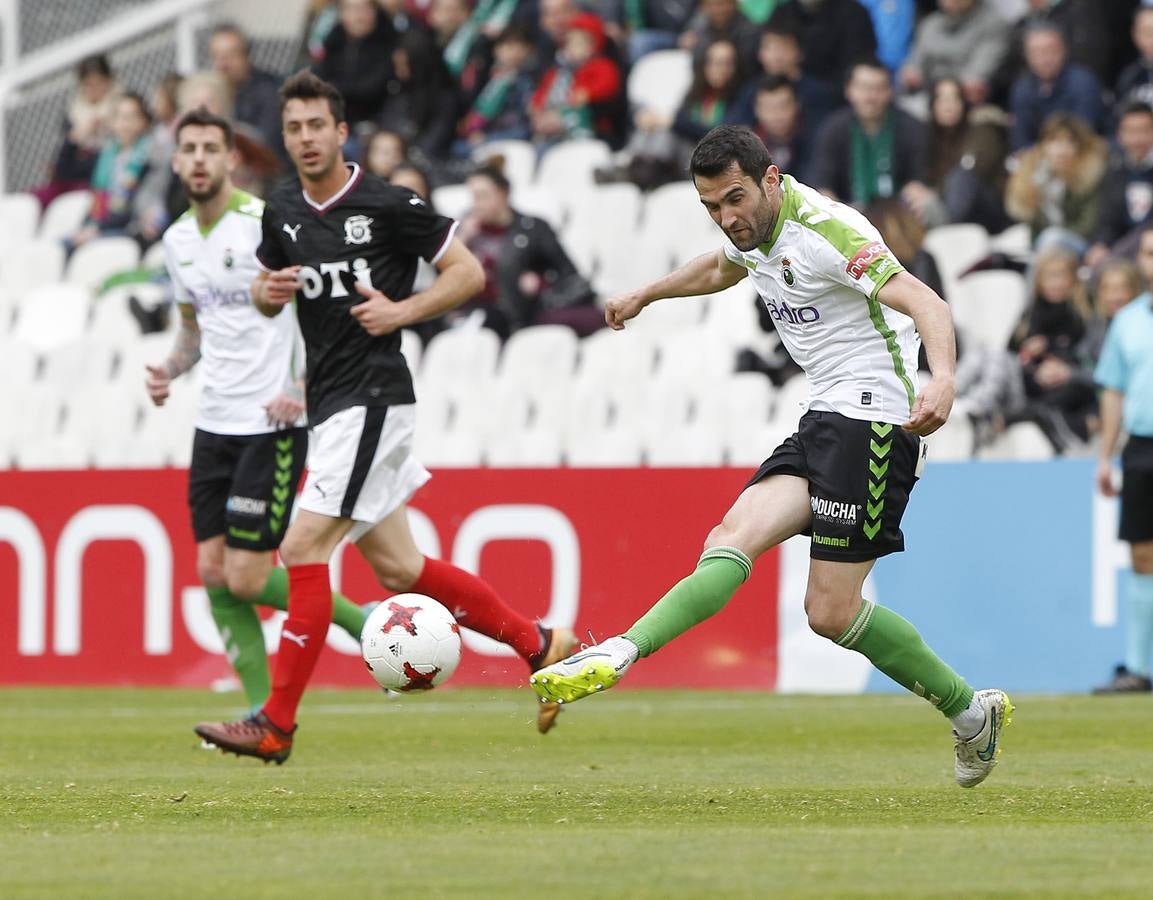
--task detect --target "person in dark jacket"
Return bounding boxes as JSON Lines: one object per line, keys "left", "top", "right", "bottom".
{"left": 1116, "top": 6, "right": 1153, "bottom": 114}
{"left": 766, "top": 0, "right": 878, "bottom": 92}
{"left": 1086, "top": 102, "right": 1153, "bottom": 266}
{"left": 209, "top": 24, "right": 285, "bottom": 160}
{"left": 454, "top": 163, "right": 602, "bottom": 338}
{"left": 314, "top": 0, "right": 397, "bottom": 133}
{"left": 1008, "top": 20, "right": 1106, "bottom": 151}
{"left": 810, "top": 58, "right": 928, "bottom": 206}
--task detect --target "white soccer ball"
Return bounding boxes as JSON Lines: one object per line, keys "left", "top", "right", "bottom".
{"left": 361, "top": 593, "right": 462, "bottom": 692}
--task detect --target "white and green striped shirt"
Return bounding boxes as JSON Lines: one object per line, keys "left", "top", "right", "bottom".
{"left": 722, "top": 175, "right": 919, "bottom": 424}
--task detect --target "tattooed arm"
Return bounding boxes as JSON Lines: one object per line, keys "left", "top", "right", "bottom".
{"left": 144, "top": 303, "right": 201, "bottom": 406}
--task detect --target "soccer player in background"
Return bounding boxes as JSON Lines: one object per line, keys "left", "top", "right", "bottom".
{"left": 532, "top": 125, "right": 1012, "bottom": 788}
{"left": 194, "top": 72, "right": 576, "bottom": 763}
{"left": 1093, "top": 225, "right": 1153, "bottom": 694}
{"left": 146, "top": 107, "right": 370, "bottom": 715}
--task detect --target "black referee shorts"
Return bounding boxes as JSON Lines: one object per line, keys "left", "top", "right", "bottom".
{"left": 747, "top": 410, "right": 923, "bottom": 562}
{"left": 1120, "top": 436, "right": 1153, "bottom": 544}
{"left": 188, "top": 427, "right": 308, "bottom": 551}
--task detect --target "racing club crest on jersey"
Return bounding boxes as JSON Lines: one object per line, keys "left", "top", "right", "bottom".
{"left": 344, "top": 215, "right": 374, "bottom": 245}
{"left": 781, "top": 257, "right": 795, "bottom": 286}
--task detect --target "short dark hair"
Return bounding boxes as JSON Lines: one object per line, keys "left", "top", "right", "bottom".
{"left": 210, "top": 22, "right": 251, "bottom": 54}
{"left": 756, "top": 74, "right": 796, "bottom": 96}
{"left": 279, "top": 69, "right": 346, "bottom": 125}
{"left": 469, "top": 159, "right": 512, "bottom": 194}
{"left": 759, "top": 25, "right": 798, "bottom": 44}
{"left": 846, "top": 56, "right": 889, "bottom": 84}
{"left": 690, "top": 125, "right": 773, "bottom": 183}
{"left": 77, "top": 54, "right": 112, "bottom": 80}
{"left": 175, "top": 106, "right": 235, "bottom": 148}
{"left": 1118, "top": 100, "right": 1153, "bottom": 122}
{"left": 494, "top": 21, "right": 534, "bottom": 47}
{"left": 118, "top": 91, "right": 153, "bottom": 126}
{"left": 1023, "top": 20, "right": 1066, "bottom": 45}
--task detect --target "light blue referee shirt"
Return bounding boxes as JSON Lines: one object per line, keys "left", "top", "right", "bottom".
{"left": 1095, "top": 294, "right": 1153, "bottom": 439}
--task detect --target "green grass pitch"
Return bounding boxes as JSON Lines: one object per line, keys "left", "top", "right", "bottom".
{"left": 4, "top": 688, "right": 1153, "bottom": 898}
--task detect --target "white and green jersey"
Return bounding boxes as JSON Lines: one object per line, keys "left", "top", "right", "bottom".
{"left": 162, "top": 189, "right": 304, "bottom": 435}
{"left": 722, "top": 175, "right": 919, "bottom": 424}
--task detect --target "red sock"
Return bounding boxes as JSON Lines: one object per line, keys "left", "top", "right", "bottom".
{"left": 262, "top": 563, "right": 331, "bottom": 732}
{"left": 411, "top": 557, "right": 543, "bottom": 662}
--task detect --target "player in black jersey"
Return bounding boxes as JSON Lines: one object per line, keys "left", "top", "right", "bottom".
{"left": 194, "top": 71, "right": 576, "bottom": 764}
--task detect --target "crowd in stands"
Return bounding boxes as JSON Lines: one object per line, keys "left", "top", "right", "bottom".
{"left": 25, "top": 0, "right": 1153, "bottom": 456}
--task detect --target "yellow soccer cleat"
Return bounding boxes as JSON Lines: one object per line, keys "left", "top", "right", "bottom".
{"left": 530, "top": 647, "right": 631, "bottom": 706}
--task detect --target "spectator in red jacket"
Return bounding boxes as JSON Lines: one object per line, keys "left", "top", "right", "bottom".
{"left": 530, "top": 12, "right": 622, "bottom": 149}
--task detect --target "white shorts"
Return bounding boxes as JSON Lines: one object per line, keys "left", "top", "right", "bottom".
{"left": 299, "top": 404, "right": 430, "bottom": 541}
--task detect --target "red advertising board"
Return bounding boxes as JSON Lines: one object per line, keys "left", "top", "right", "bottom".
{"left": 0, "top": 469, "right": 778, "bottom": 689}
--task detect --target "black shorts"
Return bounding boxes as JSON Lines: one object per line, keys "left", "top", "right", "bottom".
{"left": 1120, "top": 436, "right": 1153, "bottom": 544}
{"left": 747, "top": 410, "right": 924, "bottom": 562}
{"left": 188, "top": 427, "right": 309, "bottom": 551}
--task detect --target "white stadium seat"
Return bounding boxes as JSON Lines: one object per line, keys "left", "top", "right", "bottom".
{"left": 633, "top": 376, "right": 695, "bottom": 445}
{"left": 924, "top": 412, "right": 974, "bottom": 461}
{"left": 0, "top": 192, "right": 41, "bottom": 245}
{"left": 113, "top": 331, "right": 179, "bottom": 385}
{"left": 988, "top": 222, "right": 1031, "bottom": 257}
{"left": 486, "top": 427, "right": 564, "bottom": 467}
{"left": 0, "top": 383, "right": 66, "bottom": 461}
{"left": 89, "top": 294, "right": 144, "bottom": 345}
{"left": 722, "top": 371, "right": 775, "bottom": 429}
{"left": 923, "top": 223, "right": 989, "bottom": 303}
{"left": 772, "top": 374, "right": 810, "bottom": 430}
{"left": 0, "top": 239, "right": 66, "bottom": 295}
{"left": 412, "top": 426, "right": 483, "bottom": 467}
{"left": 652, "top": 331, "right": 734, "bottom": 383}
{"left": 472, "top": 139, "right": 537, "bottom": 190}
{"left": 64, "top": 236, "right": 141, "bottom": 291}
{"left": 12, "top": 283, "right": 89, "bottom": 351}
{"left": 0, "top": 338, "right": 41, "bottom": 387}
{"left": 431, "top": 184, "right": 471, "bottom": 222}
{"left": 566, "top": 183, "right": 642, "bottom": 245}
{"left": 14, "top": 435, "right": 90, "bottom": 470}
{"left": 40, "top": 339, "right": 118, "bottom": 385}
{"left": 510, "top": 186, "right": 565, "bottom": 227}
{"left": 564, "top": 425, "right": 643, "bottom": 466}
{"left": 454, "top": 378, "right": 534, "bottom": 442}
{"left": 400, "top": 328, "right": 423, "bottom": 376}
{"left": 636, "top": 295, "right": 707, "bottom": 334}
{"left": 535, "top": 139, "right": 612, "bottom": 199}
{"left": 142, "top": 239, "right": 168, "bottom": 271}
{"left": 575, "top": 326, "right": 656, "bottom": 384}
{"left": 954, "top": 270, "right": 1028, "bottom": 353}
{"left": 646, "top": 424, "right": 725, "bottom": 466}
{"left": 38, "top": 189, "right": 91, "bottom": 241}
{"left": 499, "top": 325, "right": 579, "bottom": 381}
{"left": 420, "top": 326, "right": 501, "bottom": 391}
{"left": 594, "top": 230, "right": 676, "bottom": 297}
{"left": 725, "top": 420, "right": 797, "bottom": 467}
{"left": 627, "top": 49, "right": 693, "bottom": 119}
{"left": 64, "top": 382, "right": 144, "bottom": 446}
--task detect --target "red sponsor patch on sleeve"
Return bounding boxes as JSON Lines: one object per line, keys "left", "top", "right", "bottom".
{"left": 845, "top": 241, "right": 886, "bottom": 280}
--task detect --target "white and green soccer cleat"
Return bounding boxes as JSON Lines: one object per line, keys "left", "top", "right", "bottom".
{"left": 529, "top": 646, "right": 633, "bottom": 705}
{"left": 954, "top": 688, "right": 1013, "bottom": 788}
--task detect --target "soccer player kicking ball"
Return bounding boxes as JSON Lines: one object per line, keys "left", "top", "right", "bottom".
{"left": 147, "top": 108, "right": 370, "bottom": 715}
{"left": 194, "top": 72, "right": 575, "bottom": 764}
{"left": 531, "top": 125, "right": 1012, "bottom": 788}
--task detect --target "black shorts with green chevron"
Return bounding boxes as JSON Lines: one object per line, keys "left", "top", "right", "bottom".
{"left": 188, "top": 427, "right": 309, "bottom": 551}
{"left": 746, "top": 411, "right": 921, "bottom": 562}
